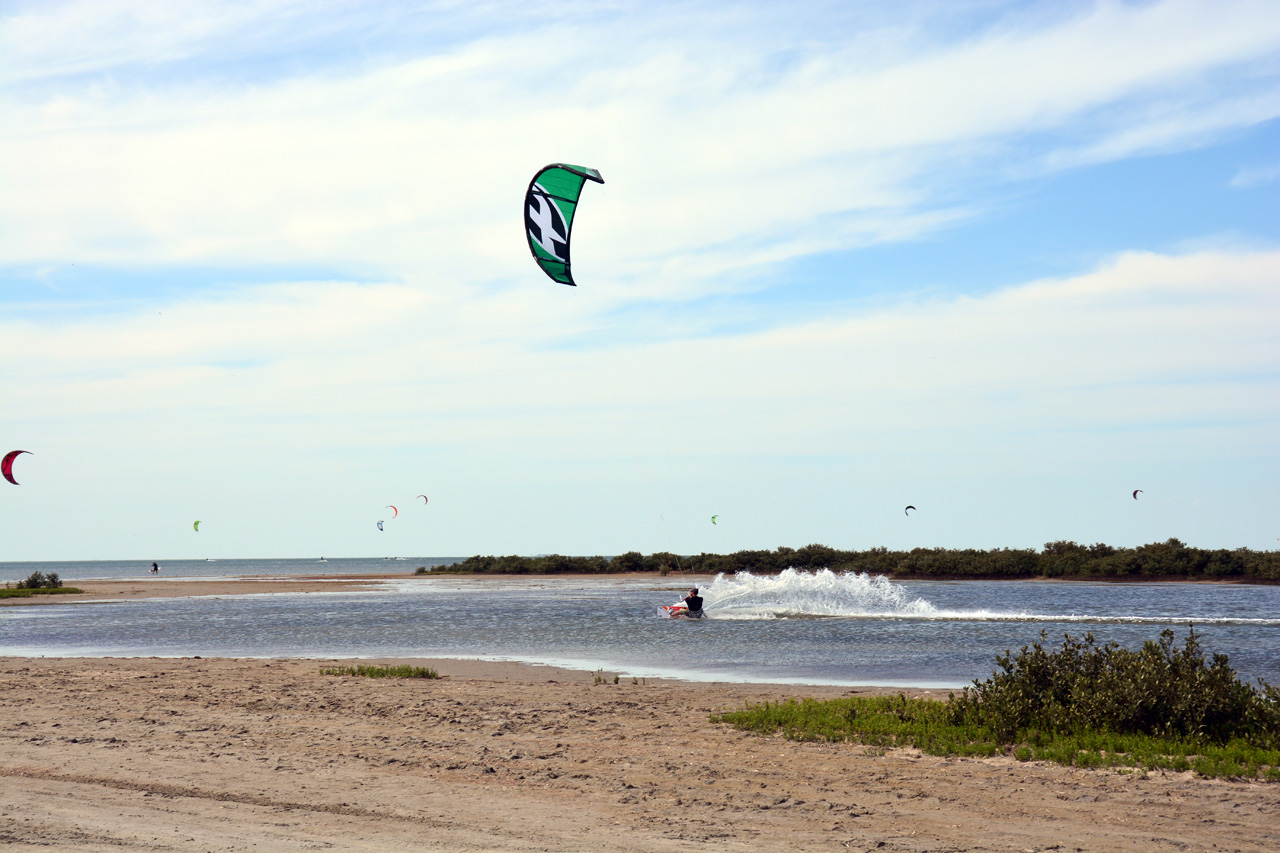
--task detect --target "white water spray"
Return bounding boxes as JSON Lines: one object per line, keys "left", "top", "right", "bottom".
{"left": 701, "top": 569, "right": 938, "bottom": 619}
{"left": 692, "top": 570, "right": 1280, "bottom": 625}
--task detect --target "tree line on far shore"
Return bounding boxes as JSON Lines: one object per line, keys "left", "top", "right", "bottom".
{"left": 426, "top": 538, "right": 1279, "bottom": 582}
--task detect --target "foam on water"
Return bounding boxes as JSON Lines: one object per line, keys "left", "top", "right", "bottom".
{"left": 702, "top": 569, "right": 938, "bottom": 619}
{"left": 696, "top": 570, "right": 1280, "bottom": 626}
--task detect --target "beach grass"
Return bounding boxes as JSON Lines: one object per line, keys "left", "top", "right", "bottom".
{"left": 714, "top": 628, "right": 1280, "bottom": 781}
{"left": 0, "top": 586, "right": 84, "bottom": 599}
{"left": 712, "top": 694, "right": 1280, "bottom": 780}
{"left": 319, "top": 664, "right": 440, "bottom": 679}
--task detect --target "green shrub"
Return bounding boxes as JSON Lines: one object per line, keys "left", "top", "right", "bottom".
{"left": 15, "top": 571, "right": 62, "bottom": 589}
{"left": 949, "top": 628, "right": 1278, "bottom": 749}
{"left": 714, "top": 629, "right": 1280, "bottom": 779}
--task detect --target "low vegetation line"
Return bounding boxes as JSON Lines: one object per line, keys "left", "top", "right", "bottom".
{"left": 2, "top": 571, "right": 82, "bottom": 599}
{"left": 0, "top": 586, "right": 84, "bottom": 599}
{"left": 428, "top": 539, "right": 1280, "bottom": 582}
{"left": 713, "top": 628, "right": 1280, "bottom": 781}
{"left": 319, "top": 664, "right": 440, "bottom": 679}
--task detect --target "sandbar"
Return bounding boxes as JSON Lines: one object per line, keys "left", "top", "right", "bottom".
{"left": 1, "top": 572, "right": 717, "bottom": 606}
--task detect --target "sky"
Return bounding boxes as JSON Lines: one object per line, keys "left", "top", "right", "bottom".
{"left": 1, "top": 0, "right": 1278, "bottom": 562}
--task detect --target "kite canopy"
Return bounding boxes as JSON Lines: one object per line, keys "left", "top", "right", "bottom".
{"left": 2, "top": 450, "right": 30, "bottom": 485}
{"left": 1133, "top": 490, "right": 1142, "bottom": 499}
{"left": 377, "top": 521, "right": 384, "bottom": 531}
{"left": 524, "top": 163, "right": 603, "bottom": 286}
{"left": 387, "top": 505, "right": 398, "bottom": 518}
{"left": 193, "top": 520, "right": 201, "bottom": 532}
{"left": 711, "top": 515, "right": 718, "bottom": 525}
{"left": 417, "top": 495, "right": 429, "bottom": 505}
{"left": 904, "top": 505, "right": 916, "bottom": 516}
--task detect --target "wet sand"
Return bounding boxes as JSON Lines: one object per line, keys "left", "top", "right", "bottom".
{"left": 2, "top": 654, "right": 1276, "bottom": 852}
{"left": 1, "top": 575, "right": 397, "bottom": 605}
{"left": 1, "top": 573, "right": 712, "bottom": 606}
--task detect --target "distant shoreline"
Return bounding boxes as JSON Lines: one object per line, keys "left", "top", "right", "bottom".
{"left": 5, "top": 540, "right": 1277, "bottom": 586}
{"left": 436, "top": 541, "right": 1280, "bottom": 584}
{"left": 4, "top": 568, "right": 1276, "bottom": 608}
{"left": 429, "top": 568, "right": 1280, "bottom": 585}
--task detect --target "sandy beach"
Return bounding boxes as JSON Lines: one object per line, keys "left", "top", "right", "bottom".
{"left": 1, "top": 649, "right": 1275, "bottom": 852}
{"left": 1, "top": 575, "right": 400, "bottom": 605}
{"left": 0, "top": 573, "right": 720, "bottom": 607}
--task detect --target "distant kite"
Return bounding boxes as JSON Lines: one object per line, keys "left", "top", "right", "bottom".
{"left": 377, "top": 521, "right": 384, "bottom": 531}
{"left": 1133, "top": 490, "right": 1142, "bottom": 500}
{"left": 2, "top": 450, "right": 31, "bottom": 485}
{"left": 417, "top": 495, "right": 429, "bottom": 505}
{"left": 193, "top": 520, "right": 201, "bottom": 532}
{"left": 904, "top": 505, "right": 916, "bottom": 516}
{"left": 387, "top": 505, "right": 398, "bottom": 518}
{"left": 711, "top": 515, "right": 718, "bottom": 525}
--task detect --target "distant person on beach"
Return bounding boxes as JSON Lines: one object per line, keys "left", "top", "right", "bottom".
{"left": 150, "top": 562, "right": 159, "bottom": 574}
{"left": 670, "top": 587, "right": 704, "bottom": 619}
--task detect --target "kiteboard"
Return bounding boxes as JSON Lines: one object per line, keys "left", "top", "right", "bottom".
{"left": 659, "top": 603, "right": 705, "bottom": 619}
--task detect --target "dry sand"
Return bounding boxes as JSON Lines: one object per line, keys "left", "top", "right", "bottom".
{"left": 2, "top": 578, "right": 1277, "bottom": 851}
{"left": 3, "top": 658, "right": 1276, "bottom": 852}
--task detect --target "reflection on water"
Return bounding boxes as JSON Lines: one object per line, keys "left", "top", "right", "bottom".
{"left": 3, "top": 569, "right": 1278, "bottom": 688}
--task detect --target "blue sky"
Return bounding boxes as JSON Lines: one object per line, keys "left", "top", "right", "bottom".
{"left": 2, "top": 0, "right": 1277, "bottom": 561}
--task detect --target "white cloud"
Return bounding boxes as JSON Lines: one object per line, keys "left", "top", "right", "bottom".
{"left": 0, "top": 0, "right": 347, "bottom": 84}
{"left": 3, "top": 3, "right": 1279, "bottom": 558}
{"left": 3, "top": 0, "right": 1279, "bottom": 296}
{"left": 1230, "top": 159, "right": 1280, "bottom": 188}
{"left": 2, "top": 246, "right": 1275, "bottom": 557}
{"left": 4, "top": 246, "right": 1274, "bottom": 452}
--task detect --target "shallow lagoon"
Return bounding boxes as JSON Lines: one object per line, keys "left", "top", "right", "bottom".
{"left": 3, "top": 565, "right": 1278, "bottom": 688}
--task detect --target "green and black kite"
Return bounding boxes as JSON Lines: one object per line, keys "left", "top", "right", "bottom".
{"left": 524, "top": 163, "right": 604, "bottom": 286}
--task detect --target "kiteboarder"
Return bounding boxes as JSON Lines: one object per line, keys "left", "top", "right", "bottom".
{"left": 150, "top": 562, "right": 159, "bottom": 575}
{"left": 669, "top": 588, "right": 704, "bottom": 619}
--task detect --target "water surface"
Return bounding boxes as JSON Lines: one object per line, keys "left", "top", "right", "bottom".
{"left": 3, "top": 566, "right": 1277, "bottom": 688}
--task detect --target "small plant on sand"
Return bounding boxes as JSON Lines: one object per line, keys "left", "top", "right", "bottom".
{"left": 0, "top": 586, "right": 84, "bottom": 599}
{"left": 2, "top": 572, "right": 82, "bottom": 598}
{"left": 319, "top": 664, "right": 439, "bottom": 679}
{"left": 16, "top": 571, "right": 62, "bottom": 589}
